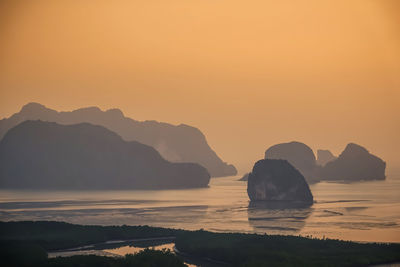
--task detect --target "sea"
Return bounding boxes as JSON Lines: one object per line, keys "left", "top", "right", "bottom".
{"left": 1, "top": 168, "right": 400, "bottom": 243}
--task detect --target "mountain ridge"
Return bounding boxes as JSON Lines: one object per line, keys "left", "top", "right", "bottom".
{"left": 0, "top": 102, "right": 236, "bottom": 177}
{"left": 0, "top": 120, "right": 210, "bottom": 189}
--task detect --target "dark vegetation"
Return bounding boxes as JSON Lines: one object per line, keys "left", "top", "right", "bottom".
{"left": 1, "top": 221, "right": 400, "bottom": 267}
{"left": 175, "top": 230, "right": 400, "bottom": 267}
{"left": 0, "top": 221, "right": 181, "bottom": 250}
{"left": 45, "top": 249, "right": 187, "bottom": 267}
{"left": 0, "top": 242, "right": 186, "bottom": 267}
{"left": 0, "top": 240, "right": 48, "bottom": 266}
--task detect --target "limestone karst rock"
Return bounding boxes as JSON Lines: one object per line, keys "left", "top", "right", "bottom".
{"left": 247, "top": 159, "right": 313, "bottom": 204}
{"left": 0, "top": 103, "right": 236, "bottom": 177}
{"left": 0, "top": 120, "right": 210, "bottom": 189}
{"left": 319, "top": 143, "right": 386, "bottom": 181}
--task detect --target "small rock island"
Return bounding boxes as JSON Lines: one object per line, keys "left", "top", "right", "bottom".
{"left": 319, "top": 143, "right": 386, "bottom": 181}
{"left": 247, "top": 159, "right": 314, "bottom": 204}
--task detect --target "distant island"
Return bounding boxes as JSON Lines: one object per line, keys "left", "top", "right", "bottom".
{"left": 0, "top": 103, "right": 236, "bottom": 177}
{"left": 318, "top": 143, "right": 386, "bottom": 181}
{"left": 263, "top": 141, "right": 386, "bottom": 182}
{"left": 0, "top": 120, "right": 210, "bottom": 189}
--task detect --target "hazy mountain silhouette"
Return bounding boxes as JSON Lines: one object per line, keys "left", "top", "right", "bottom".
{"left": 265, "top": 141, "right": 319, "bottom": 183}
{"left": 319, "top": 143, "right": 386, "bottom": 181}
{"left": 0, "top": 120, "right": 210, "bottom": 189}
{"left": 0, "top": 103, "right": 236, "bottom": 177}
{"left": 316, "top": 149, "right": 337, "bottom": 166}
{"left": 247, "top": 159, "right": 314, "bottom": 204}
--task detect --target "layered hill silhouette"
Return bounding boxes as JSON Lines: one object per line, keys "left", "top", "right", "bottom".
{"left": 0, "top": 120, "right": 210, "bottom": 189}
{"left": 263, "top": 141, "right": 385, "bottom": 182}
{"left": 0, "top": 103, "right": 236, "bottom": 177}
{"left": 318, "top": 143, "right": 386, "bottom": 181}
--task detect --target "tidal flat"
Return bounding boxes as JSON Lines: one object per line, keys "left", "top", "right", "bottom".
{"left": 1, "top": 170, "right": 400, "bottom": 243}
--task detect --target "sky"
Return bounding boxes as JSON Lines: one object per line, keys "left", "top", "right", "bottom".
{"left": 0, "top": 0, "right": 399, "bottom": 173}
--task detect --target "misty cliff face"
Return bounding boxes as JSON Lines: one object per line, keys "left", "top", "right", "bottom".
{"left": 265, "top": 141, "right": 318, "bottom": 183}
{"left": 319, "top": 143, "right": 386, "bottom": 181}
{"left": 316, "top": 149, "right": 337, "bottom": 166}
{"left": 247, "top": 159, "right": 313, "bottom": 203}
{"left": 0, "top": 103, "right": 236, "bottom": 177}
{"left": 0, "top": 120, "right": 210, "bottom": 189}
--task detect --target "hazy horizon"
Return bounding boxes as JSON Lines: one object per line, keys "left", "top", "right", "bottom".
{"left": 1, "top": 0, "right": 399, "bottom": 173}
{"left": 1, "top": 3, "right": 400, "bottom": 264}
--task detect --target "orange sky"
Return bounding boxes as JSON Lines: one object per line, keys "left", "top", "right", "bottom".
{"left": 1, "top": 0, "right": 399, "bottom": 173}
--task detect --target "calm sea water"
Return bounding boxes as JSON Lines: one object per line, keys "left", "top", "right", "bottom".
{"left": 1, "top": 169, "right": 400, "bottom": 243}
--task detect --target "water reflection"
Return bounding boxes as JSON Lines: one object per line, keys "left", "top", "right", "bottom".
{"left": 0, "top": 203, "right": 209, "bottom": 227}
{"left": 48, "top": 239, "right": 175, "bottom": 258}
{"left": 48, "top": 239, "right": 199, "bottom": 267}
{"left": 103, "top": 242, "right": 174, "bottom": 256}
{"left": 1, "top": 175, "right": 400, "bottom": 242}
{"left": 247, "top": 201, "right": 313, "bottom": 234}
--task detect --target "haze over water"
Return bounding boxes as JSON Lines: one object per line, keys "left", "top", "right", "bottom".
{"left": 1, "top": 0, "right": 400, "bottom": 172}
{"left": 1, "top": 2, "right": 400, "bottom": 267}
{"left": 1, "top": 169, "right": 399, "bottom": 243}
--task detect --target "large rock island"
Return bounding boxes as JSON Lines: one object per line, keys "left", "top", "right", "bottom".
{"left": 0, "top": 103, "right": 236, "bottom": 177}
{"left": 247, "top": 159, "right": 313, "bottom": 204}
{"left": 0, "top": 120, "right": 210, "bottom": 189}
{"left": 319, "top": 143, "right": 386, "bottom": 181}
{"left": 265, "top": 141, "right": 318, "bottom": 183}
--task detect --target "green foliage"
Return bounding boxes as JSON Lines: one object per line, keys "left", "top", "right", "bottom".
{"left": 124, "top": 248, "right": 187, "bottom": 267}
{"left": 0, "top": 240, "right": 48, "bottom": 267}
{"left": 0, "top": 221, "right": 181, "bottom": 250}
{"left": 1, "top": 221, "right": 399, "bottom": 267}
{"left": 46, "top": 249, "right": 187, "bottom": 267}
{"left": 0, "top": 240, "right": 186, "bottom": 267}
{"left": 46, "top": 255, "right": 120, "bottom": 267}
{"left": 175, "top": 231, "right": 400, "bottom": 266}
